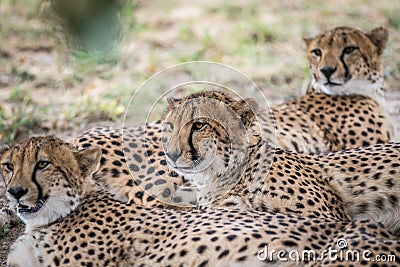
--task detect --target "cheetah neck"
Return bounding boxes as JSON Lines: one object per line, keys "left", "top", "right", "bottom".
{"left": 184, "top": 158, "right": 244, "bottom": 206}
{"left": 22, "top": 180, "right": 95, "bottom": 232}
{"left": 312, "top": 79, "right": 386, "bottom": 106}
{"left": 187, "top": 138, "right": 268, "bottom": 207}
{"left": 22, "top": 197, "right": 79, "bottom": 233}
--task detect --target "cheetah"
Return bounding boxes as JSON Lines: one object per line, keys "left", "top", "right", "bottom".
{"left": 304, "top": 26, "right": 388, "bottom": 102}
{"left": 162, "top": 91, "right": 400, "bottom": 234}
{"left": 74, "top": 123, "right": 187, "bottom": 206}
{"left": 74, "top": 90, "right": 400, "bottom": 236}
{"left": 271, "top": 26, "right": 392, "bottom": 152}
{"left": 3, "top": 136, "right": 399, "bottom": 267}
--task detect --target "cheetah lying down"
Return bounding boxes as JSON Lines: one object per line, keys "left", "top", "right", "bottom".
{"left": 73, "top": 90, "right": 400, "bottom": 237}
{"left": 2, "top": 136, "right": 399, "bottom": 267}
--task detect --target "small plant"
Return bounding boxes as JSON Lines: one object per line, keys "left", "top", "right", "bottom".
{"left": 384, "top": 9, "right": 400, "bottom": 29}
{"left": 41, "top": 0, "right": 136, "bottom": 63}
{"left": 0, "top": 222, "right": 10, "bottom": 240}
{"left": 236, "top": 20, "right": 277, "bottom": 46}
{"left": 62, "top": 94, "right": 125, "bottom": 125}
{"left": 10, "top": 67, "right": 36, "bottom": 83}
{"left": 72, "top": 50, "right": 119, "bottom": 80}
{"left": 179, "top": 24, "right": 195, "bottom": 42}
{"left": 208, "top": 2, "right": 258, "bottom": 19}
{"left": 0, "top": 86, "right": 42, "bottom": 143}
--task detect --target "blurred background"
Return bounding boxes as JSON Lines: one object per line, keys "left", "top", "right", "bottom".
{"left": 0, "top": 0, "right": 399, "bottom": 144}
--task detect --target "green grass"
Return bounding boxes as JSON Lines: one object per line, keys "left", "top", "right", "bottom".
{"left": 207, "top": 1, "right": 258, "bottom": 19}
{"left": 0, "top": 86, "right": 43, "bottom": 143}
{"left": 62, "top": 94, "right": 125, "bottom": 125}
{"left": 0, "top": 223, "right": 10, "bottom": 240}
{"left": 385, "top": 9, "right": 400, "bottom": 30}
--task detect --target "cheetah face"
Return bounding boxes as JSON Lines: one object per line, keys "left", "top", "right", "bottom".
{"left": 0, "top": 136, "right": 100, "bottom": 230}
{"left": 163, "top": 92, "right": 257, "bottom": 187}
{"left": 304, "top": 27, "right": 388, "bottom": 98}
{"left": 164, "top": 116, "right": 228, "bottom": 178}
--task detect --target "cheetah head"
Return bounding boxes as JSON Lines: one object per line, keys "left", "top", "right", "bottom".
{"left": 304, "top": 26, "right": 388, "bottom": 101}
{"left": 162, "top": 91, "right": 257, "bottom": 202}
{"left": 0, "top": 136, "right": 100, "bottom": 230}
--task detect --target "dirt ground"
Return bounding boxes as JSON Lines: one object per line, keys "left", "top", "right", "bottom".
{"left": 0, "top": 0, "right": 400, "bottom": 265}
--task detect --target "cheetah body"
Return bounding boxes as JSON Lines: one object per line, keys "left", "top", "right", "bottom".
{"left": 74, "top": 91, "right": 400, "bottom": 235}
{"left": 3, "top": 137, "right": 399, "bottom": 267}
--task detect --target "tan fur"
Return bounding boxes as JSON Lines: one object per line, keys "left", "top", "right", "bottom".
{"left": 304, "top": 26, "right": 388, "bottom": 102}
{"left": 72, "top": 88, "right": 397, "bottom": 226}
{"left": 5, "top": 136, "right": 400, "bottom": 267}
{"left": 269, "top": 92, "right": 393, "bottom": 153}
{"left": 266, "top": 26, "right": 393, "bottom": 153}
{"left": 164, "top": 94, "right": 258, "bottom": 205}
{"left": 161, "top": 91, "right": 400, "bottom": 236}
{"left": 0, "top": 136, "right": 100, "bottom": 232}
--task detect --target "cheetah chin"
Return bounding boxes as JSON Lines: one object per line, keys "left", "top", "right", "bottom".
{"left": 16, "top": 195, "right": 79, "bottom": 232}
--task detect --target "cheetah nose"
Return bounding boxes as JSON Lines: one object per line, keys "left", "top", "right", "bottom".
{"left": 166, "top": 151, "right": 180, "bottom": 163}
{"left": 320, "top": 66, "right": 337, "bottom": 79}
{"left": 7, "top": 186, "right": 28, "bottom": 200}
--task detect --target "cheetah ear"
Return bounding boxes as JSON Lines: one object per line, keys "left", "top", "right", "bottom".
{"left": 0, "top": 144, "right": 10, "bottom": 157}
{"left": 167, "top": 97, "right": 179, "bottom": 109}
{"left": 366, "top": 27, "right": 388, "bottom": 55}
{"left": 230, "top": 98, "right": 258, "bottom": 128}
{"left": 74, "top": 147, "right": 101, "bottom": 177}
{"left": 303, "top": 37, "right": 313, "bottom": 48}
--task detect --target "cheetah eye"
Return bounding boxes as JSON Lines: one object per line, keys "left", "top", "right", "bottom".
{"left": 192, "top": 122, "right": 206, "bottom": 131}
{"left": 311, "top": 48, "right": 322, "bottom": 57}
{"left": 36, "top": 161, "right": 50, "bottom": 170}
{"left": 2, "top": 163, "right": 14, "bottom": 172}
{"left": 343, "top": 46, "right": 357, "bottom": 54}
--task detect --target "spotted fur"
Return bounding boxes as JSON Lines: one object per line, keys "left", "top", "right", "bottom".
{"left": 4, "top": 136, "right": 400, "bottom": 267}
{"left": 73, "top": 91, "right": 400, "bottom": 236}
{"left": 0, "top": 136, "right": 100, "bottom": 232}
{"left": 304, "top": 26, "right": 388, "bottom": 102}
